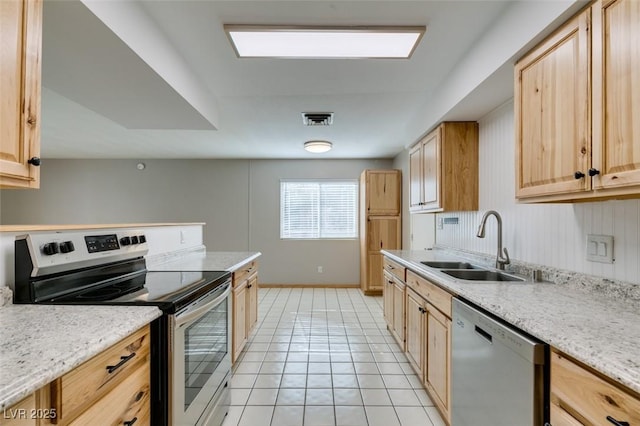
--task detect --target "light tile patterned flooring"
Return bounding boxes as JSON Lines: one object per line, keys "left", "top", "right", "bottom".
{"left": 223, "top": 288, "right": 446, "bottom": 426}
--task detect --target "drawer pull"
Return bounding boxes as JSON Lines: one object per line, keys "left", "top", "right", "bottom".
{"left": 606, "top": 416, "right": 630, "bottom": 426}
{"left": 106, "top": 352, "right": 136, "bottom": 374}
{"left": 123, "top": 417, "right": 138, "bottom": 426}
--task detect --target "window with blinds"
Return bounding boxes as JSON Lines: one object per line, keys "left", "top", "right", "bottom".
{"left": 280, "top": 180, "right": 358, "bottom": 239}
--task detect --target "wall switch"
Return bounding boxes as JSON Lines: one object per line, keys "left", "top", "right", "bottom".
{"left": 586, "top": 234, "right": 614, "bottom": 263}
{"left": 317, "top": 266, "right": 323, "bottom": 273}
{"left": 437, "top": 217, "right": 444, "bottom": 230}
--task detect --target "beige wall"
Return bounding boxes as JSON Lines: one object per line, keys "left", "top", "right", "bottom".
{"left": 0, "top": 158, "right": 393, "bottom": 284}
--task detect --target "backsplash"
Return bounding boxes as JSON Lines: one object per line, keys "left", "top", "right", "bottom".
{"left": 436, "top": 100, "right": 640, "bottom": 286}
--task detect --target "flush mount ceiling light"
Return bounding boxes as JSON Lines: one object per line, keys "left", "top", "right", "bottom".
{"left": 224, "top": 25, "right": 426, "bottom": 59}
{"left": 304, "top": 140, "right": 333, "bottom": 153}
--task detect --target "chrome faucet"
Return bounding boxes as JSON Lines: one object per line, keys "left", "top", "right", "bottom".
{"left": 476, "top": 210, "right": 510, "bottom": 270}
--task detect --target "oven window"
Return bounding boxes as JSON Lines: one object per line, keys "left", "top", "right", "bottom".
{"left": 184, "top": 298, "right": 228, "bottom": 410}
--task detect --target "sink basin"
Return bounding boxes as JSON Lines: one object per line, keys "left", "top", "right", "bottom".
{"left": 441, "top": 269, "right": 525, "bottom": 282}
{"left": 420, "top": 261, "right": 480, "bottom": 269}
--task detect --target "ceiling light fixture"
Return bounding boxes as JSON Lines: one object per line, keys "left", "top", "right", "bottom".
{"left": 224, "top": 25, "right": 425, "bottom": 59}
{"left": 304, "top": 140, "right": 333, "bottom": 153}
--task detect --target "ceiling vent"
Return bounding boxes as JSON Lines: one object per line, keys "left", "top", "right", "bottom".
{"left": 302, "top": 112, "right": 334, "bottom": 126}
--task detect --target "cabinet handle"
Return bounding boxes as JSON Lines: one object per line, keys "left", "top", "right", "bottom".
{"left": 106, "top": 352, "right": 136, "bottom": 374}
{"left": 574, "top": 171, "right": 585, "bottom": 179}
{"left": 123, "top": 417, "right": 138, "bottom": 426}
{"left": 606, "top": 416, "right": 630, "bottom": 426}
{"left": 588, "top": 168, "right": 600, "bottom": 177}
{"left": 418, "top": 307, "right": 425, "bottom": 313}
{"left": 247, "top": 284, "right": 252, "bottom": 288}
{"left": 27, "top": 157, "right": 41, "bottom": 166}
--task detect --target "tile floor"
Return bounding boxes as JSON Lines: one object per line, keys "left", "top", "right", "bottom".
{"left": 222, "top": 288, "right": 445, "bottom": 426}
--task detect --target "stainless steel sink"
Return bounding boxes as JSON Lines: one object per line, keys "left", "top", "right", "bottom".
{"left": 420, "top": 261, "right": 481, "bottom": 269}
{"left": 441, "top": 269, "right": 525, "bottom": 282}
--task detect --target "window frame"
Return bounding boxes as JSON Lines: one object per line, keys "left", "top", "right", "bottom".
{"left": 279, "top": 178, "right": 359, "bottom": 240}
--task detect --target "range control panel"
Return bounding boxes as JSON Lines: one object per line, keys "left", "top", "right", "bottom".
{"left": 18, "top": 230, "right": 149, "bottom": 277}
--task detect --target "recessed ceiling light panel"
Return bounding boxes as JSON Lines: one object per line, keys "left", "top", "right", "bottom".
{"left": 225, "top": 25, "right": 425, "bottom": 59}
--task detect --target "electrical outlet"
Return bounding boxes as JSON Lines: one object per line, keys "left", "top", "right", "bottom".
{"left": 586, "top": 234, "right": 614, "bottom": 263}
{"left": 317, "top": 266, "right": 323, "bottom": 273}
{"left": 437, "top": 217, "right": 444, "bottom": 230}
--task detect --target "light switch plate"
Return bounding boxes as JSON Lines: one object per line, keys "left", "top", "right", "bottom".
{"left": 586, "top": 234, "right": 614, "bottom": 263}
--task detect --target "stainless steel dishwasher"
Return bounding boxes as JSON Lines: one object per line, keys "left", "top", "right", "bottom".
{"left": 452, "top": 298, "right": 548, "bottom": 425}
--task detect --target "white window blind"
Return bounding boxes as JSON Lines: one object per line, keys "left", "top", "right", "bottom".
{"left": 280, "top": 180, "right": 358, "bottom": 239}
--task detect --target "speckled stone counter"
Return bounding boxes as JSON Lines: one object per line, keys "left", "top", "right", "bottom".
{"left": 148, "top": 251, "right": 261, "bottom": 272}
{"left": 0, "top": 305, "right": 161, "bottom": 410}
{"left": 382, "top": 249, "right": 640, "bottom": 395}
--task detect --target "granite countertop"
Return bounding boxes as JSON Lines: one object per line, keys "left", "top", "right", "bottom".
{"left": 382, "top": 249, "right": 640, "bottom": 394}
{"left": 148, "top": 251, "right": 261, "bottom": 272}
{"left": 0, "top": 305, "right": 162, "bottom": 410}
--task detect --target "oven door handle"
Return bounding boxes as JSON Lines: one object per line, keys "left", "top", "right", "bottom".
{"left": 175, "top": 282, "right": 231, "bottom": 327}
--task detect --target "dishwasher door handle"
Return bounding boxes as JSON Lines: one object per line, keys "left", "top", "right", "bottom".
{"left": 474, "top": 325, "right": 493, "bottom": 343}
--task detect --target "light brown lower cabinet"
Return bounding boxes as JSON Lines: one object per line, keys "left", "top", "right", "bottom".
{"left": 425, "top": 303, "right": 451, "bottom": 419}
{"left": 405, "top": 288, "right": 426, "bottom": 380}
{"left": 386, "top": 261, "right": 453, "bottom": 425}
{"left": 550, "top": 350, "right": 640, "bottom": 425}
{"left": 0, "top": 325, "right": 152, "bottom": 426}
{"left": 232, "top": 260, "right": 259, "bottom": 364}
{"left": 0, "top": 394, "right": 37, "bottom": 426}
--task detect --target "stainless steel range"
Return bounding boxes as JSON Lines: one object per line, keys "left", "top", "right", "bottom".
{"left": 13, "top": 230, "right": 231, "bottom": 426}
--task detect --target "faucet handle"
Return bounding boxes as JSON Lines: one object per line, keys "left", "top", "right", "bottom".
{"left": 501, "top": 247, "right": 510, "bottom": 266}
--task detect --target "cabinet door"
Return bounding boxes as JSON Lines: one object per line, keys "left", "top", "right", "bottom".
{"left": 392, "top": 281, "right": 405, "bottom": 349}
{"left": 421, "top": 130, "right": 441, "bottom": 211}
{"left": 367, "top": 216, "right": 401, "bottom": 252}
{"left": 592, "top": 0, "right": 640, "bottom": 190}
{"left": 232, "top": 283, "right": 247, "bottom": 362}
{"left": 409, "top": 144, "right": 423, "bottom": 211}
{"left": 405, "top": 289, "right": 425, "bottom": 380}
{"left": 246, "top": 273, "right": 258, "bottom": 335}
{"left": 515, "top": 9, "right": 591, "bottom": 199}
{"left": 0, "top": 0, "right": 41, "bottom": 189}
{"left": 426, "top": 304, "right": 451, "bottom": 422}
{"left": 382, "top": 271, "right": 394, "bottom": 327}
{"left": 366, "top": 170, "right": 401, "bottom": 215}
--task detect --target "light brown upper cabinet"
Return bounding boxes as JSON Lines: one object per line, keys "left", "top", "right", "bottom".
{"left": 363, "top": 169, "right": 401, "bottom": 215}
{"left": 409, "top": 122, "right": 479, "bottom": 213}
{"left": 516, "top": 0, "right": 640, "bottom": 202}
{"left": 0, "top": 0, "right": 42, "bottom": 189}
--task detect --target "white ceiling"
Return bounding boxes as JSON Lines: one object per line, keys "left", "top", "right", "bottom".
{"left": 40, "top": 1, "right": 557, "bottom": 159}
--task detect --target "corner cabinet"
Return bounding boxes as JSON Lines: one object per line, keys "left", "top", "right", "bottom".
{"left": 0, "top": 0, "right": 42, "bottom": 189}
{"left": 360, "top": 170, "right": 401, "bottom": 295}
{"left": 232, "top": 260, "right": 259, "bottom": 363}
{"left": 516, "top": 0, "right": 640, "bottom": 202}
{"left": 409, "top": 122, "right": 478, "bottom": 213}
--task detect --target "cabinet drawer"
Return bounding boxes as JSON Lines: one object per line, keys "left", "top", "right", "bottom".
{"left": 233, "top": 260, "right": 258, "bottom": 287}
{"left": 551, "top": 351, "right": 640, "bottom": 425}
{"left": 68, "top": 362, "right": 150, "bottom": 426}
{"left": 383, "top": 258, "right": 405, "bottom": 282}
{"left": 53, "top": 325, "right": 150, "bottom": 423}
{"left": 406, "top": 270, "right": 451, "bottom": 318}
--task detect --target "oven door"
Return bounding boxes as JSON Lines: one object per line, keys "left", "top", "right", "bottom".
{"left": 170, "top": 281, "right": 231, "bottom": 426}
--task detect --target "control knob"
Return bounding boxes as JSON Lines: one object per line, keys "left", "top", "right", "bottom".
{"left": 59, "top": 241, "right": 75, "bottom": 253}
{"left": 42, "top": 242, "right": 60, "bottom": 256}
{"left": 131, "top": 236, "right": 139, "bottom": 244}
{"left": 120, "top": 236, "right": 131, "bottom": 246}
{"left": 138, "top": 235, "right": 146, "bottom": 244}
